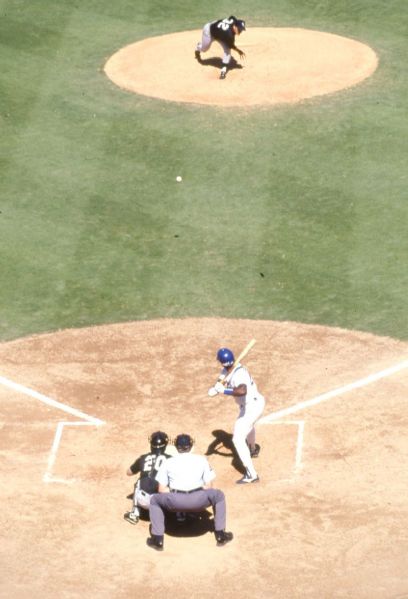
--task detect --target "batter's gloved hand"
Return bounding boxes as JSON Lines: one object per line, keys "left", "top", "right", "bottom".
{"left": 214, "top": 382, "right": 226, "bottom": 393}
{"left": 208, "top": 387, "right": 218, "bottom": 397}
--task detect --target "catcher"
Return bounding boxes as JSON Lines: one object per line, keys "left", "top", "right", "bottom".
{"left": 124, "top": 431, "right": 171, "bottom": 524}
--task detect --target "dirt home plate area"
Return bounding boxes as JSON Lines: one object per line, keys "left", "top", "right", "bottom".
{"left": 104, "top": 28, "right": 378, "bottom": 106}
{"left": 1, "top": 318, "right": 408, "bottom": 598}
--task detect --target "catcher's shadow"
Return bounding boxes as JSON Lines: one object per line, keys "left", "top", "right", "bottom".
{"left": 165, "top": 510, "right": 214, "bottom": 538}
{"left": 205, "top": 429, "right": 246, "bottom": 474}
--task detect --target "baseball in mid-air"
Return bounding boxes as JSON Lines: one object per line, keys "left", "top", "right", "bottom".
{"left": 176, "top": 176, "right": 182, "bottom": 182}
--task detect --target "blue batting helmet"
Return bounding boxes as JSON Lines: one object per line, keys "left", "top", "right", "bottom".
{"left": 217, "top": 347, "right": 235, "bottom": 367}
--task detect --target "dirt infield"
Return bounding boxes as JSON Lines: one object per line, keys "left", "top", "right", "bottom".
{"left": 104, "top": 28, "right": 378, "bottom": 107}
{"left": 1, "top": 318, "right": 408, "bottom": 598}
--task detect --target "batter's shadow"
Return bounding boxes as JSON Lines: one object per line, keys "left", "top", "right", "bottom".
{"left": 205, "top": 429, "right": 246, "bottom": 475}
{"left": 196, "top": 55, "right": 243, "bottom": 73}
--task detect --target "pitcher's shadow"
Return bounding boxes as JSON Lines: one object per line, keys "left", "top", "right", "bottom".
{"left": 196, "top": 55, "right": 243, "bottom": 73}
{"left": 205, "top": 429, "right": 246, "bottom": 474}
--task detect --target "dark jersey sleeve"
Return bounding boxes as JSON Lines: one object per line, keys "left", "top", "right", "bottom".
{"left": 129, "top": 456, "right": 143, "bottom": 475}
{"left": 210, "top": 18, "right": 236, "bottom": 49}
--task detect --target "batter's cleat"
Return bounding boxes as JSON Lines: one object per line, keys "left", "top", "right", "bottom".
{"left": 146, "top": 535, "right": 164, "bottom": 551}
{"left": 124, "top": 511, "right": 139, "bottom": 525}
{"left": 195, "top": 50, "right": 201, "bottom": 61}
{"left": 250, "top": 444, "right": 261, "bottom": 458}
{"left": 220, "top": 67, "right": 227, "bottom": 79}
{"left": 236, "top": 474, "right": 260, "bottom": 484}
{"left": 215, "top": 530, "right": 234, "bottom": 547}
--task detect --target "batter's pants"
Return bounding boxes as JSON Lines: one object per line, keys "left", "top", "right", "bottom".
{"left": 233, "top": 395, "right": 265, "bottom": 478}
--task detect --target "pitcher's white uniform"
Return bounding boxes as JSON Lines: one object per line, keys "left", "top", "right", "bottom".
{"left": 223, "top": 364, "right": 265, "bottom": 479}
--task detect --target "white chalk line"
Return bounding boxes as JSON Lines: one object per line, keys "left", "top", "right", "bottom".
{"left": 259, "top": 358, "right": 408, "bottom": 424}
{"left": 0, "top": 374, "right": 105, "bottom": 483}
{"left": 263, "top": 420, "right": 305, "bottom": 476}
{"left": 43, "top": 421, "right": 98, "bottom": 484}
{"left": 0, "top": 374, "right": 103, "bottom": 425}
{"left": 259, "top": 358, "right": 408, "bottom": 481}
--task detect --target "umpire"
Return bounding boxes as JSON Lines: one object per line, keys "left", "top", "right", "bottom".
{"left": 147, "top": 433, "right": 233, "bottom": 551}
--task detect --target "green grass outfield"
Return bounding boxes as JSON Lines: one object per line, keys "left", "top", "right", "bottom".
{"left": 0, "top": 0, "right": 407, "bottom": 341}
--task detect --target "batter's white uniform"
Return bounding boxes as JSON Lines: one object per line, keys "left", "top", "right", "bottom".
{"left": 223, "top": 364, "right": 265, "bottom": 478}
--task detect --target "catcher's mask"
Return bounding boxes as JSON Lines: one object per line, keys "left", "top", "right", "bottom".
{"left": 174, "top": 433, "right": 194, "bottom": 453}
{"left": 216, "top": 347, "right": 235, "bottom": 367}
{"left": 149, "top": 431, "right": 169, "bottom": 454}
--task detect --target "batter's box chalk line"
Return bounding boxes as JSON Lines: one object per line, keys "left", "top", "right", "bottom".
{"left": 259, "top": 358, "right": 408, "bottom": 478}
{"left": 0, "top": 374, "right": 105, "bottom": 484}
{"left": 260, "top": 420, "right": 305, "bottom": 478}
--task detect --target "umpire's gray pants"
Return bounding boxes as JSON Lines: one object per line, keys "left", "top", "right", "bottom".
{"left": 150, "top": 489, "right": 226, "bottom": 535}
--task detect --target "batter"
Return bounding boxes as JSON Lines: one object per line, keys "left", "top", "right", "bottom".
{"left": 208, "top": 347, "right": 265, "bottom": 483}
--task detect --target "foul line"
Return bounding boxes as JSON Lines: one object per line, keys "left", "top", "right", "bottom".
{"left": 259, "top": 358, "right": 408, "bottom": 424}
{"left": 0, "top": 374, "right": 103, "bottom": 425}
{"left": 259, "top": 358, "right": 408, "bottom": 481}
{"left": 0, "top": 374, "right": 105, "bottom": 483}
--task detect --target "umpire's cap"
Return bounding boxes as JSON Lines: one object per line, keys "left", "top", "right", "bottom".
{"left": 174, "top": 433, "right": 194, "bottom": 452}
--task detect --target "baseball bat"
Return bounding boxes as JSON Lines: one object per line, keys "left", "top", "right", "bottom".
{"left": 218, "top": 338, "right": 256, "bottom": 384}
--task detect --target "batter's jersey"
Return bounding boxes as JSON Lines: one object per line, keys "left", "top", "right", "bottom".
{"left": 129, "top": 452, "right": 171, "bottom": 494}
{"left": 155, "top": 452, "right": 216, "bottom": 491}
{"left": 224, "top": 364, "right": 262, "bottom": 409}
{"left": 210, "top": 17, "right": 237, "bottom": 49}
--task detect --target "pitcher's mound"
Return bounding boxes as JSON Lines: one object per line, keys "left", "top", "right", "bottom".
{"left": 104, "top": 27, "right": 378, "bottom": 107}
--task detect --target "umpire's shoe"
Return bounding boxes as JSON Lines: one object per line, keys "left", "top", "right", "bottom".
{"left": 215, "top": 530, "right": 234, "bottom": 547}
{"left": 146, "top": 534, "right": 164, "bottom": 551}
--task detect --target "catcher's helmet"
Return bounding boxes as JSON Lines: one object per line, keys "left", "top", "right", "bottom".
{"left": 149, "top": 431, "right": 169, "bottom": 454}
{"left": 217, "top": 347, "right": 235, "bottom": 367}
{"left": 174, "top": 433, "right": 194, "bottom": 452}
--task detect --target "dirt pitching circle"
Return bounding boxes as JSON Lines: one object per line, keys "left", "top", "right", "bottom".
{"left": 1, "top": 318, "right": 408, "bottom": 598}
{"left": 104, "top": 28, "right": 379, "bottom": 106}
